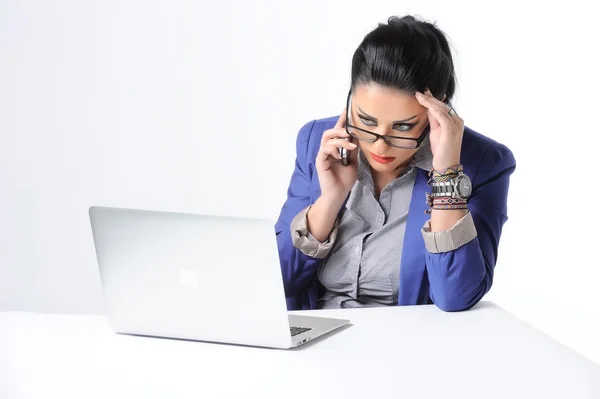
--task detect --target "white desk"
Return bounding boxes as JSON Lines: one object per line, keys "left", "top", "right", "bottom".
{"left": 1, "top": 302, "right": 598, "bottom": 398}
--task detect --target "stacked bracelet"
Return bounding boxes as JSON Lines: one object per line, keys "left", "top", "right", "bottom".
{"left": 425, "top": 193, "right": 468, "bottom": 213}
{"left": 428, "top": 164, "right": 463, "bottom": 184}
{"left": 425, "top": 164, "right": 470, "bottom": 214}
{"left": 432, "top": 196, "right": 468, "bottom": 210}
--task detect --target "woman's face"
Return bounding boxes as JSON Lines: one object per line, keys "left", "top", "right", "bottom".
{"left": 349, "top": 84, "right": 430, "bottom": 175}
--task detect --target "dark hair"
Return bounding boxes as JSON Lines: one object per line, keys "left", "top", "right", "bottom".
{"left": 351, "top": 15, "right": 456, "bottom": 103}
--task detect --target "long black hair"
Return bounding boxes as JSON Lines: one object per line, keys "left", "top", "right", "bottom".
{"left": 351, "top": 15, "right": 456, "bottom": 103}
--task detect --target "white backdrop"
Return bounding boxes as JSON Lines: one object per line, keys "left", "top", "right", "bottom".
{"left": 2, "top": 0, "right": 599, "bottom": 364}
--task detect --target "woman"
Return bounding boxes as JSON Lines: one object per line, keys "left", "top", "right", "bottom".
{"left": 275, "top": 15, "right": 516, "bottom": 312}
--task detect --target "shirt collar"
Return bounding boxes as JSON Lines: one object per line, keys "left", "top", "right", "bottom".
{"left": 410, "top": 134, "right": 434, "bottom": 172}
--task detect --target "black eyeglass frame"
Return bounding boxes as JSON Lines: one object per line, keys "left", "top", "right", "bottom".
{"left": 344, "top": 89, "right": 431, "bottom": 149}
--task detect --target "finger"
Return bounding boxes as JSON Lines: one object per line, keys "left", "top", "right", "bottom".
{"left": 425, "top": 88, "right": 451, "bottom": 106}
{"left": 427, "top": 90, "right": 459, "bottom": 121}
{"left": 322, "top": 128, "right": 350, "bottom": 142}
{"left": 422, "top": 90, "right": 465, "bottom": 128}
{"left": 334, "top": 108, "right": 347, "bottom": 129}
{"left": 330, "top": 146, "right": 343, "bottom": 160}
{"left": 325, "top": 138, "right": 357, "bottom": 151}
{"left": 449, "top": 108, "right": 464, "bottom": 123}
{"left": 416, "top": 92, "right": 453, "bottom": 129}
{"left": 316, "top": 155, "right": 332, "bottom": 172}
{"left": 349, "top": 139, "right": 359, "bottom": 164}
{"left": 416, "top": 90, "right": 453, "bottom": 117}
{"left": 320, "top": 145, "right": 348, "bottom": 163}
{"left": 426, "top": 105, "right": 455, "bottom": 132}
{"left": 449, "top": 113, "right": 463, "bottom": 125}
{"left": 427, "top": 109, "right": 441, "bottom": 131}
{"left": 317, "top": 145, "right": 341, "bottom": 164}
{"left": 320, "top": 142, "right": 344, "bottom": 157}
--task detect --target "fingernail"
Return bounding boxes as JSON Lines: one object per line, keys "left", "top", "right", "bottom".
{"left": 350, "top": 143, "right": 357, "bottom": 147}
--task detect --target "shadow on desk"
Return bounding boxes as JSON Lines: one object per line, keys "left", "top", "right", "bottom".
{"left": 115, "top": 301, "right": 495, "bottom": 350}
{"left": 291, "top": 323, "right": 354, "bottom": 351}
{"left": 469, "top": 301, "right": 498, "bottom": 311}
{"left": 116, "top": 324, "right": 353, "bottom": 351}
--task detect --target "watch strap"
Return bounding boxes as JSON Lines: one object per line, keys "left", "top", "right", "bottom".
{"left": 431, "top": 180, "right": 455, "bottom": 197}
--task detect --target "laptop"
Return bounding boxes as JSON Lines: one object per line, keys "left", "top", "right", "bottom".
{"left": 88, "top": 206, "right": 350, "bottom": 348}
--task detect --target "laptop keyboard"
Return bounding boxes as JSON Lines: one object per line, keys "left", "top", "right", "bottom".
{"left": 290, "top": 326, "right": 312, "bottom": 337}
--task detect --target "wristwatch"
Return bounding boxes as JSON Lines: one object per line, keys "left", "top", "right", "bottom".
{"left": 430, "top": 172, "right": 473, "bottom": 200}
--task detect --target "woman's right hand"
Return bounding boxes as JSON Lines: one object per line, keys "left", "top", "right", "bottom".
{"left": 316, "top": 109, "right": 359, "bottom": 203}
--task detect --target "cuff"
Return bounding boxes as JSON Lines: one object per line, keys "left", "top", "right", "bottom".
{"left": 290, "top": 205, "right": 338, "bottom": 259}
{"left": 421, "top": 211, "right": 477, "bottom": 253}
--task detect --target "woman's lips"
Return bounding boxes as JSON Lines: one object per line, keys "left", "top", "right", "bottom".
{"left": 370, "top": 152, "right": 396, "bottom": 164}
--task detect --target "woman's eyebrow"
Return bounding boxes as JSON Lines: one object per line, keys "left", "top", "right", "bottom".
{"left": 357, "top": 106, "right": 419, "bottom": 123}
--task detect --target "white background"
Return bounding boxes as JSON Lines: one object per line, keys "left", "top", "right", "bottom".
{"left": 1, "top": 0, "right": 599, "bottom": 364}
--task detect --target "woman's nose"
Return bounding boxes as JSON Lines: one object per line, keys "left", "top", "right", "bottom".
{"left": 373, "top": 136, "right": 391, "bottom": 153}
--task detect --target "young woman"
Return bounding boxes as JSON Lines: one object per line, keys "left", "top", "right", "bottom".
{"left": 275, "top": 15, "right": 516, "bottom": 312}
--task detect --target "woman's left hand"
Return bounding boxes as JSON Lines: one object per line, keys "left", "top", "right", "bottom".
{"left": 415, "top": 89, "right": 465, "bottom": 172}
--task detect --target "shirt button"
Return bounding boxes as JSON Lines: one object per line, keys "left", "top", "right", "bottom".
{"left": 354, "top": 246, "right": 361, "bottom": 254}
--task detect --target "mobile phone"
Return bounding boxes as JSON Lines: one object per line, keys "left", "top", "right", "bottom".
{"left": 337, "top": 112, "right": 351, "bottom": 166}
{"left": 339, "top": 144, "right": 348, "bottom": 166}
{"left": 339, "top": 137, "right": 351, "bottom": 166}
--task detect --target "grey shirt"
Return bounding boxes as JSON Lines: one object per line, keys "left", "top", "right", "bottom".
{"left": 290, "top": 138, "right": 478, "bottom": 308}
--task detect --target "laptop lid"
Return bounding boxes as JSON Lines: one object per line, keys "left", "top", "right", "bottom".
{"left": 89, "top": 206, "right": 292, "bottom": 348}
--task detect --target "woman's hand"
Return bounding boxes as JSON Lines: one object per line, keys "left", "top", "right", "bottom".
{"left": 307, "top": 110, "right": 359, "bottom": 242}
{"left": 415, "top": 89, "right": 465, "bottom": 172}
{"left": 315, "top": 109, "right": 359, "bottom": 202}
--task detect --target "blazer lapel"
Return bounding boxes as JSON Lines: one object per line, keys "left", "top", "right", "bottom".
{"left": 398, "top": 168, "right": 431, "bottom": 305}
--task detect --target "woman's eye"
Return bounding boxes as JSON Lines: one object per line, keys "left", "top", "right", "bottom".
{"left": 359, "top": 117, "right": 376, "bottom": 126}
{"left": 358, "top": 117, "right": 414, "bottom": 132}
{"left": 394, "top": 124, "right": 412, "bottom": 132}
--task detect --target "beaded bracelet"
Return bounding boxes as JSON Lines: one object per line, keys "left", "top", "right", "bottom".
{"left": 433, "top": 197, "right": 467, "bottom": 206}
{"left": 428, "top": 164, "right": 464, "bottom": 184}
{"left": 433, "top": 203, "right": 468, "bottom": 211}
{"left": 425, "top": 194, "right": 468, "bottom": 214}
{"left": 433, "top": 197, "right": 468, "bottom": 211}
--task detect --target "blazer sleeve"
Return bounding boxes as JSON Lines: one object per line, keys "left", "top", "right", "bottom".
{"left": 424, "top": 142, "right": 516, "bottom": 311}
{"left": 274, "top": 120, "right": 324, "bottom": 306}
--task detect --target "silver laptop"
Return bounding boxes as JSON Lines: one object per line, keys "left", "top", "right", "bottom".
{"left": 88, "top": 206, "right": 350, "bottom": 348}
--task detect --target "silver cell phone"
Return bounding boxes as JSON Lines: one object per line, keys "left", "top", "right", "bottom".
{"left": 339, "top": 143, "right": 349, "bottom": 166}
{"left": 339, "top": 127, "right": 352, "bottom": 166}
{"left": 339, "top": 102, "right": 354, "bottom": 166}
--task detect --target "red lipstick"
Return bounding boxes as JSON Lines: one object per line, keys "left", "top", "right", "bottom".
{"left": 370, "top": 152, "right": 396, "bottom": 164}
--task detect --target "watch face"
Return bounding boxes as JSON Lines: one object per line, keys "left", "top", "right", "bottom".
{"left": 457, "top": 175, "right": 472, "bottom": 199}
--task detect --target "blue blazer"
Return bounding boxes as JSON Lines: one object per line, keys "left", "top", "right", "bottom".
{"left": 275, "top": 116, "right": 516, "bottom": 312}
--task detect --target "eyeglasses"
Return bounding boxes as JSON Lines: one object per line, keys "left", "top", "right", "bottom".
{"left": 345, "top": 89, "right": 430, "bottom": 149}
